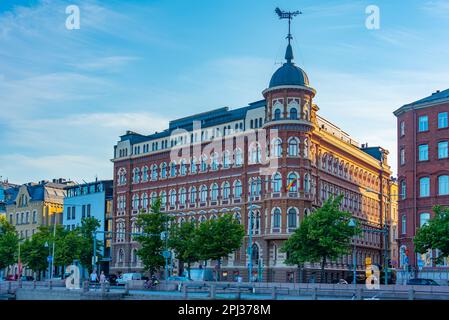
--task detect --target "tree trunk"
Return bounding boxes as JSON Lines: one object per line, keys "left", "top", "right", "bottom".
{"left": 187, "top": 262, "right": 191, "bottom": 280}
{"left": 320, "top": 257, "right": 326, "bottom": 284}
{"left": 217, "top": 258, "right": 221, "bottom": 281}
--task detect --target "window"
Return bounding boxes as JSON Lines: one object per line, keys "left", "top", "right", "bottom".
{"left": 211, "top": 183, "right": 219, "bottom": 201}
{"left": 438, "top": 141, "right": 448, "bottom": 159}
{"left": 273, "top": 208, "right": 281, "bottom": 229}
{"left": 82, "top": 205, "right": 86, "bottom": 218}
{"left": 190, "top": 158, "right": 197, "bottom": 174}
{"left": 151, "top": 192, "right": 158, "bottom": 205}
{"left": 211, "top": 153, "right": 219, "bottom": 171}
{"left": 234, "top": 180, "right": 242, "bottom": 198}
{"left": 179, "top": 188, "right": 187, "bottom": 205}
{"left": 160, "top": 191, "right": 167, "bottom": 206}
{"left": 420, "top": 213, "right": 430, "bottom": 227}
{"left": 288, "top": 138, "right": 298, "bottom": 157}
{"left": 170, "top": 162, "right": 177, "bottom": 177}
{"left": 133, "top": 195, "right": 139, "bottom": 209}
{"left": 400, "top": 121, "right": 405, "bottom": 136}
{"left": 418, "top": 115, "right": 428, "bottom": 132}
{"left": 274, "top": 108, "right": 281, "bottom": 120}
{"left": 418, "top": 144, "right": 428, "bottom": 161}
{"left": 401, "top": 180, "right": 406, "bottom": 199}
{"left": 222, "top": 182, "right": 230, "bottom": 200}
{"left": 132, "top": 168, "right": 140, "bottom": 183}
{"left": 400, "top": 148, "right": 405, "bottom": 165}
{"left": 304, "top": 174, "right": 310, "bottom": 192}
{"left": 180, "top": 160, "right": 187, "bottom": 176}
{"left": 272, "top": 139, "right": 282, "bottom": 157}
{"left": 151, "top": 165, "right": 158, "bottom": 180}
{"left": 419, "top": 177, "right": 430, "bottom": 197}
{"left": 290, "top": 108, "right": 298, "bottom": 120}
{"left": 190, "top": 187, "right": 197, "bottom": 203}
{"left": 33, "top": 211, "right": 37, "bottom": 223}
{"left": 235, "top": 149, "right": 243, "bottom": 166}
{"left": 161, "top": 163, "right": 167, "bottom": 178}
{"left": 438, "top": 112, "right": 448, "bottom": 129}
{"left": 401, "top": 215, "right": 406, "bottom": 234}
{"left": 142, "top": 193, "right": 148, "bottom": 208}
{"left": 223, "top": 151, "right": 231, "bottom": 168}
{"left": 201, "top": 156, "right": 208, "bottom": 172}
{"left": 142, "top": 166, "right": 149, "bottom": 182}
{"left": 170, "top": 190, "right": 177, "bottom": 206}
{"left": 200, "top": 185, "right": 207, "bottom": 202}
{"left": 250, "top": 144, "right": 261, "bottom": 163}
{"left": 287, "top": 208, "right": 297, "bottom": 229}
{"left": 287, "top": 173, "right": 298, "bottom": 192}
{"left": 439, "top": 175, "right": 449, "bottom": 195}
{"left": 272, "top": 173, "right": 282, "bottom": 193}
{"left": 67, "top": 207, "right": 71, "bottom": 220}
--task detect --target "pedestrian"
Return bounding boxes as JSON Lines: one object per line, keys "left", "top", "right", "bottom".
{"left": 100, "top": 271, "right": 106, "bottom": 284}
{"left": 90, "top": 270, "right": 99, "bottom": 283}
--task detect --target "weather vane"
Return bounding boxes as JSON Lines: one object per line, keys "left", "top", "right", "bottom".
{"left": 275, "top": 7, "right": 302, "bottom": 45}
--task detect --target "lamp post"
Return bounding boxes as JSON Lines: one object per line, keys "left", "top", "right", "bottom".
{"left": 348, "top": 218, "right": 357, "bottom": 290}
{"left": 44, "top": 241, "right": 50, "bottom": 280}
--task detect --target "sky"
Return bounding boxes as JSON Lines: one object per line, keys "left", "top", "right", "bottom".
{"left": 0, "top": 0, "right": 448, "bottom": 184}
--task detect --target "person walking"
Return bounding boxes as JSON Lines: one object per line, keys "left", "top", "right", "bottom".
{"left": 90, "top": 270, "right": 99, "bottom": 283}
{"left": 99, "top": 271, "right": 106, "bottom": 284}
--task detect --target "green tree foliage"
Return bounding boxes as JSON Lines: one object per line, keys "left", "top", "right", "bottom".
{"left": 281, "top": 196, "right": 360, "bottom": 283}
{"left": 77, "top": 217, "right": 102, "bottom": 271}
{"left": 135, "top": 198, "right": 171, "bottom": 276}
{"left": 0, "top": 216, "right": 19, "bottom": 271}
{"left": 169, "top": 221, "right": 199, "bottom": 279}
{"left": 195, "top": 214, "right": 244, "bottom": 279}
{"left": 414, "top": 206, "right": 449, "bottom": 264}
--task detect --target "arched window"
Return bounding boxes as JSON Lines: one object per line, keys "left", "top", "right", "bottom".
{"left": 287, "top": 173, "right": 298, "bottom": 192}
{"left": 304, "top": 174, "right": 311, "bottom": 192}
{"left": 288, "top": 138, "right": 298, "bottom": 156}
{"left": 211, "top": 183, "right": 219, "bottom": 201}
{"left": 179, "top": 188, "right": 187, "bottom": 204}
{"left": 118, "top": 249, "right": 124, "bottom": 263}
{"left": 273, "top": 208, "right": 281, "bottom": 229}
{"left": 170, "top": 162, "right": 177, "bottom": 177}
{"left": 290, "top": 107, "right": 298, "bottom": 120}
{"left": 222, "top": 182, "right": 230, "bottom": 199}
{"left": 223, "top": 151, "right": 231, "bottom": 168}
{"left": 272, "top": 173, "right": 282, "bottom": 193}
{"left": 211, "top": 153, "right": 219, "bottom": 171}
{"left": 142, "top": 193, "right": 148, "bottom": 209}
{"left": 132, "top": 168, "right": 140, "bottom": 183}
{"left": 200, "top": 185, "right": 208, "bottom": 202}
{"left": 151, "top": 192, "right": 158, "bottom": 205}
{"left": 132, "top": 194, "right": 139, "bottom": 209}
{"left": 160, "top": 191, "right": 167, "bottom": 206}
{"left": 142, "top": 166, "right": 149, "bottom": 182}
{"left": 401, "top": 215, "right": 406, "bottom": 234}
{"left": 288, "top": 208, "right": 297, "bottom": 229}
{"left": 235, "top": 149, "right": 243, "bottom": 166}
{"left": 190, "top": 187, "right": 197, "bottom": 203}
{"left": 201, "top": 155, "right": 208, "bottom": 172}
{"left": 170, "top": 190, "right": 177, "bottom": 206}
{"left": 161, "top": 162, "right": 167, "bottom": 178}
{"left": 249, "top": 143, "right": 261, "bottom": 164}
{"left": 180, "top": 159, "right": 187, "bottom": 176}
{"left": 274, "top": 108, "right": 281, "bottom": 120}
{"left": 190, "top": 158, "right": 197, "bottom": 174}
{"left": 251, "top": 243, "right": 259, "bottom": 262}
{"left": 200, "top": 215, "right": 207, "bottom": 223}
{"left": 438, "top": 175, "right": 449, "bottom": 195}
{"left": 151, "top": 164, "right": 158, "bottom": 180}
{"left": 272, "top": 138, "right": 282, "bottom": 157}
{"left": 234, "top": 180, "right": 242, "bottom": 198}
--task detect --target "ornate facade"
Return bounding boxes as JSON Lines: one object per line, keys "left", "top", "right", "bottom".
{"left": 111, "top": 34, "right": 395, "bottom": 283}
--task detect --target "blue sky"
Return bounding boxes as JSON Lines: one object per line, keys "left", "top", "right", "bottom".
{"left": 1, "top": 0, "right": 448, "bottom": 184}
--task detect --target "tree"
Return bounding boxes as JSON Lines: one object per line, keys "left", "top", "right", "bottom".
{"left": 414, "top": 205, "right": 449, "bottom": 264}
{"left": 195, "top": 214, "right": 244, "bottom": 280}
{"left": 135, "top": 198, "right": 171, "bottom": 276}
{"left": 281, "top": 196, "right": 360, "bottom": 283}
{"left": 77, "top": 217, "right": 102, "bottom": 272}
{"left": 169, "top": 221, "right": 199, "bottom": 279}
{"left": 0, "top": 216, "right": 18, "bottom": 272}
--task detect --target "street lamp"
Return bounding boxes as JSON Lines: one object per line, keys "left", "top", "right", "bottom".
{"left": 348, "top": 218, "right": 357, "bottom": 290}
{"left": 44, "top": 241, "right": 50, "bottom": 281}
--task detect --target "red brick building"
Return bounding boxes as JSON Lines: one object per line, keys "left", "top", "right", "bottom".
{"left": 111, "top": 35, "right": 395, "bottom": 283}
{"left": 394, "top": 89, "right": 449, "bottom": 279}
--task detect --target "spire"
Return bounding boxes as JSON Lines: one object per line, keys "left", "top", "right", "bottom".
{"left": 285, "top": 43, "right": 294, "bottom": 63}
{"left": 275, "top": 7, "right": 302, "bottom": 64}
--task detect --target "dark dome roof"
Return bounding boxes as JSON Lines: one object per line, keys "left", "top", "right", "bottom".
{"left": 269, "top": 62, "right": 309, "bottom": 88}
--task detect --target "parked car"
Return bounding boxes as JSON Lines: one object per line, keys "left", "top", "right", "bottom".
{"left": 106, "top": 274, "right": 118, "bottom": 285}
{"left": 116, "top": 273, "right": 142, "bottom": 285}
{"left": 20, "top": 276, "right": 34, "bottom": 281}
{"left": 407, "top": 278, "right": 440, "bottom": 286}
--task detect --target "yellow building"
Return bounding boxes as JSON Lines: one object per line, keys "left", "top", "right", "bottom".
{"left": 389, "top": 180, "right": 399, "bottom": 269}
